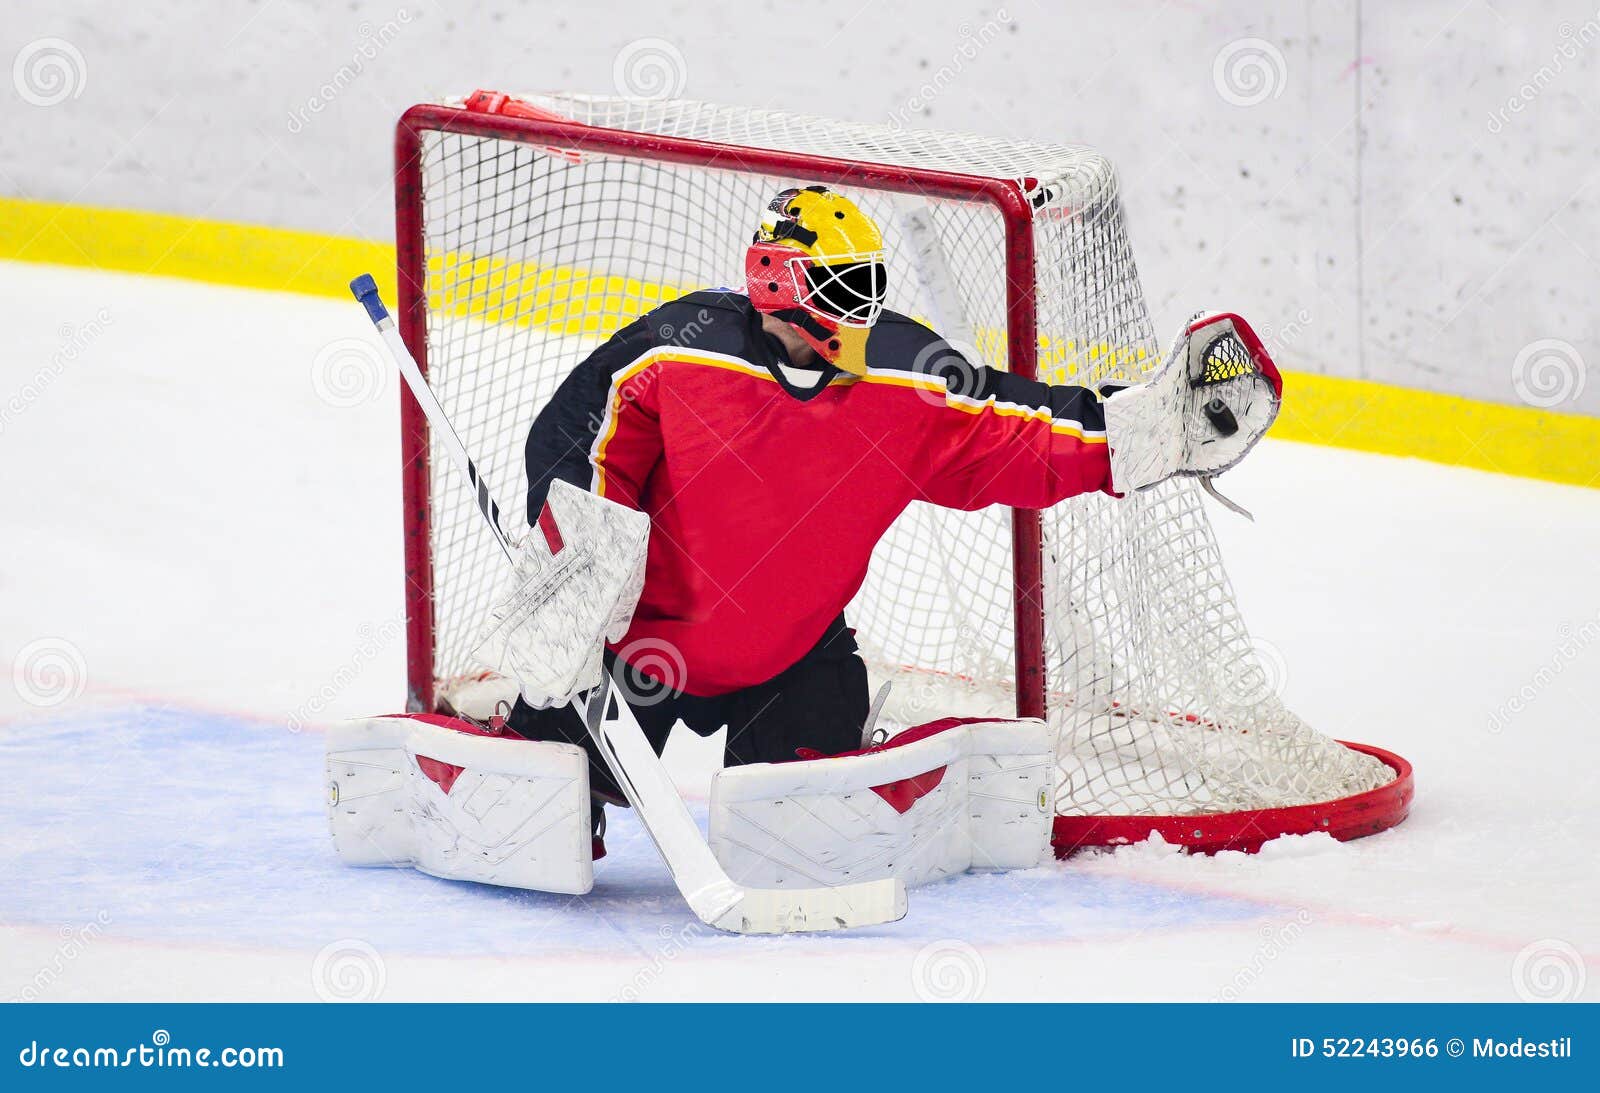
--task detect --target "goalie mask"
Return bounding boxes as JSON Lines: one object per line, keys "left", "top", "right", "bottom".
{"left": 745, "top": 185, "right": 886, "bottom": 375}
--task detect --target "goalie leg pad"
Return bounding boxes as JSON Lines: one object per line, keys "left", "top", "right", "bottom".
{"left": 707, "top": 716, "right": 1057, "bottom": 890}
{"left": 326, "top": 713, "right": 594, "bottom": 895}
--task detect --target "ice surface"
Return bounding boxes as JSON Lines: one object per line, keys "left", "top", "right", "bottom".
{"left": 1, "top": 261, "right": 1596, "bottom": 1001}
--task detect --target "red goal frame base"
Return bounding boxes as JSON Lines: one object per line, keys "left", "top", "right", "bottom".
{"left": 1051, "top": 741, "right": 1414, "bottom": 858}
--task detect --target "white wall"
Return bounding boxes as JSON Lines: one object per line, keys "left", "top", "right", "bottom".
{"left": 4, "top": 0, "right": 1596, "bottom": 414}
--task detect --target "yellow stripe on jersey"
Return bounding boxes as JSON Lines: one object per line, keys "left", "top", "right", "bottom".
{"left": 852, "top": 369, "right": 1107, "bottom": 442}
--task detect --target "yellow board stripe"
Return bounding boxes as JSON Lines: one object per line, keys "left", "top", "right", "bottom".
{"left": 0, "top": 195, "right": 396, "bottom": 303}
{"left": 2, "top": 196, "right": 1594, "bottom": 489}
{"left": 1275, "top": 371, "right": 1598, "bottom": 489}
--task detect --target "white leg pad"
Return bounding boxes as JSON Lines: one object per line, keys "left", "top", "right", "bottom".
{"left": 326, "top": 713, "right": 593, "bottom": 895}
{"left": 708, "top": 717, "right": 1057, "bottom": 890}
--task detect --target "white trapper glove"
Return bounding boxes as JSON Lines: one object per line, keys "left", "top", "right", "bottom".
{"left": 471, "top": 479, "right": 650, "bottom": 709}
{"left": 1104, "top": 311, "right": 1282, "bottom": 505}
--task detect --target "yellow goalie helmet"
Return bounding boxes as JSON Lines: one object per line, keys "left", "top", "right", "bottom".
{"left": 745, "top": 185, "right": 887, "bottom": 373}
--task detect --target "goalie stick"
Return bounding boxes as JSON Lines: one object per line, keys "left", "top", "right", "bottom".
{"left": 348, "top": 274, "right": 908, "bottom": 935}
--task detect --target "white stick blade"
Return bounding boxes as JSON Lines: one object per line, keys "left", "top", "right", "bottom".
{"left": 711, "top": 878, "right": 907, "bottom": 935}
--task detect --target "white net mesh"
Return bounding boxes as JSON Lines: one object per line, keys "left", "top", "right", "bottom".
{"left": 408, "top": 93, "right": 1393, "bottom": 828}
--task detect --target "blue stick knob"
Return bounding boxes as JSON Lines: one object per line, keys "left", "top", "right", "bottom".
{"left": 349, "top": 274, "right": 389, "bottom": 324}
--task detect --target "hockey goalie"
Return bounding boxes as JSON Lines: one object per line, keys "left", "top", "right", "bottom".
{"left": 327, "top": 185, "right": 1281, "bottom": 919}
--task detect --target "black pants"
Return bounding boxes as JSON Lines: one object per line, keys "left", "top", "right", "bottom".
{"left": 505, "top": 615, "right": 870, "bottom": 804}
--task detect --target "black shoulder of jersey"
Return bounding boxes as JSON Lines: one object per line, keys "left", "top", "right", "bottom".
{"left": 858, "top": 308, "right": 1100, "bottom": 424}
{"left": 641, "top": 290, "right": 850, "bottom": 400}
{"left": 863, "top": 308, "right": 964, "bottom": 378}
{"left": 637, "top": 290, "right": 765, "bottom": 360}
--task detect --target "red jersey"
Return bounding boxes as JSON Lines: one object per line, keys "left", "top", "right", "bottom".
{"left": 525, "top": 291, "right": 1112, "bottom": 696}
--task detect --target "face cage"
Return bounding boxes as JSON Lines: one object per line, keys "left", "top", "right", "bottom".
{"left": 785, "top": 252, "right": 887, "bottom": 328}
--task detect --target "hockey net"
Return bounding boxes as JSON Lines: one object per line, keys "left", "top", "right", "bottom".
{"left": 394, "top": 91, "right": 1411, "bottom": 855}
